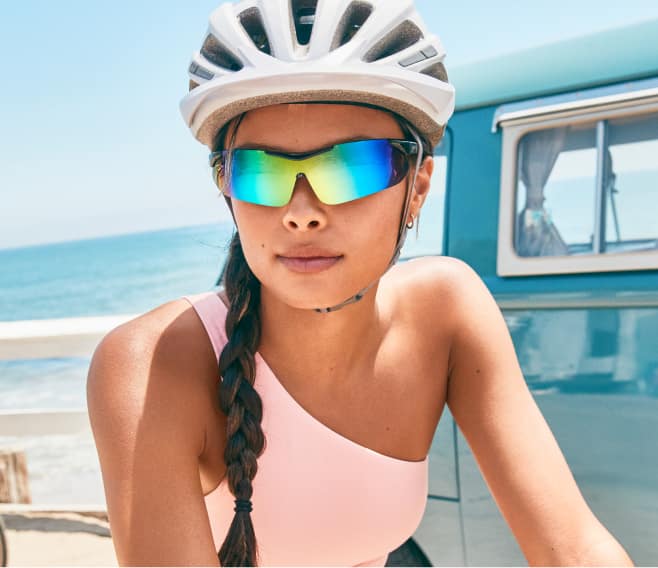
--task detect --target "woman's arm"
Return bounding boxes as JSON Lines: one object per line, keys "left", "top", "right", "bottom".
{"left": 87, "top": 313, "right": 221, "bottom": 567}
{"left": 440, "top": 257, "right": 633, "bottom": 566}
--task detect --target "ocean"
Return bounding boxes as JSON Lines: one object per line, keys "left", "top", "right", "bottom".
{"left": 0, "top": 222, "right": 235, "bottom": 505}
{"left": 0, "top": 221, "right": 439, "bottom": 505}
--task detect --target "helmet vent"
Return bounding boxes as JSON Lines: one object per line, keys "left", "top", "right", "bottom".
{"left": 200, "top": 34, "right": 244, "bottom": 71}
{"left": 239, "top": 8, "right": 272, "bottom": 55}
{"left": 292, "top": 0, "right": 318, "bottom": 46}
{"left": 331, "top": 1, "right": 373, "bottom": 49}
{"left": 363, "top": 20, "right": 423, "bottom": 62}
{"left": 189, "top": 61, "right": 215, "bottom": 81}
{"left": 420, "top": 62, "right": 449, "bottom": 83}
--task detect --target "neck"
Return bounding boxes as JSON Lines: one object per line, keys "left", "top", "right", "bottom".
{"left": 257, "top": 283, "right": 387, "bottom": 384}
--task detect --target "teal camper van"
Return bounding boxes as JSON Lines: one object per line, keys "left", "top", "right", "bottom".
{"left": 380, "top": 16, "right": 658, "bottom": 567}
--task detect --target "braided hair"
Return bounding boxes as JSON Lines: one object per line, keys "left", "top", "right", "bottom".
{"left": 210, "top": 106, "right": 437, "bottom": 566}
{"left": 214, "top": 114, "right": 266, "bottom": 566}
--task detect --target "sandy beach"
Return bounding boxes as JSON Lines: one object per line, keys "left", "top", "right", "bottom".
{"left": 2, "top": 510, "right": 117, "bottom": 566}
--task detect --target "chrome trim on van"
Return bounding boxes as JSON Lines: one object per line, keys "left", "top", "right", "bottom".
{"left": 495, "top": 290, "right": 658, "bottom": 310}
{"left": 492, "top": 77, "right": 658, "bottom": 133}
{"left": 593, "top": 119, "right": 609, "bottom": 254}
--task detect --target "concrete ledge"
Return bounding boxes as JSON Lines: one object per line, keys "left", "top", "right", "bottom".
{"left": 0, "top": 503, "right": 107, "bottom": 522}
{"left": 0, "top": 314, "right": 137, "bottom": 361}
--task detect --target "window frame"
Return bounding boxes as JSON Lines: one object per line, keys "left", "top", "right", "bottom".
{"left": 496, "top": 79, "right": 658, "bottom": 277}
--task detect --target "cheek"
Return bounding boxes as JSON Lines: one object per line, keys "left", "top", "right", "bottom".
{"left": 349, "top": 185, "right": 406, "bottom": 252}
{"left": 231, "top": 202, "right": 274, "bottom": 270}
{"left": 233, "top": 200, "right": 273, "bottom": 236}
{"left": 363, "top": 185, "right": 405, "bottom": 234}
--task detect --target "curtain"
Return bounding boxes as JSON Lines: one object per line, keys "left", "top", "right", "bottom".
{"left": 516, "top": 126, "right": 570, "bottom": 257}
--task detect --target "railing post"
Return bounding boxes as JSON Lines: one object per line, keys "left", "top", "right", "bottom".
{"left": 0, "top": 449, "right": 31, "bottom": 504}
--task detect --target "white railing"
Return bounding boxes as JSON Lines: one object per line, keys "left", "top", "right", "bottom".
{"left": 0, "top": 408, "right": 92, "bottom": 437}
{"left": 0, "top": 313, "right": 139, "bottom": 435}
{"left": 0, "top": 314, "right": 137, "bottom": 515}
{"left": 0, "top": 314, "right": 135, "bottom": 361}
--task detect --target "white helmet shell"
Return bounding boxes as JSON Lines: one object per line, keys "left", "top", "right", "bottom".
{"left": 180, "top": 0, "right": 456, "bottom": 149}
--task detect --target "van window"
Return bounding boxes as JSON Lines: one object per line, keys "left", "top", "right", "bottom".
{"left": 497, "top": 79, "right": 658, "bottom": 276}
{"left": 400, "top": 128, "right": 451, "bottom": 259}
{"left": 514, "top": 112, "right": 658, "bottom": 258}
{"left": 515, "top": 124, "right": 597, "bottom": 257}
{"left": 604, "top": 112, "right": 658, "bottom": 253}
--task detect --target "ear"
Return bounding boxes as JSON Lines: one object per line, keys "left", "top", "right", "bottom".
{"left": 408, "top": 155, "right": 434, "bottom": 221}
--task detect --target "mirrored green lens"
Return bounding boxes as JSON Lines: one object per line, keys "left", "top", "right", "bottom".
{"left": 225, "top": 139, "right": 410, "bottom": 207}
{"left": 310, "top": 139, "right": 395, "bottom": 205}
{"left": 230, "top": 150, "right": 295, "bottom": 207}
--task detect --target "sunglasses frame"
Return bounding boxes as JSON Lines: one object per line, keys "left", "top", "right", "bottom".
{"left": 208, "top": 138, "right": 420, "bottom": 205}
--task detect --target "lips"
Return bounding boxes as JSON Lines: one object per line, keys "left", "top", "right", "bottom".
{"left": 277, "top": 245, "right": 343, "bottom": 274}
{"left": 279, "top": 245, "right": 343, "bottom": 259}
{"left": 277, "top": 256, "right": 343, "bottom": 273}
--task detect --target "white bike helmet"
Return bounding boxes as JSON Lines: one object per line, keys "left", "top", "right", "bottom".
{"left": 180, "top": 0, "right": 455, "bottom": 150}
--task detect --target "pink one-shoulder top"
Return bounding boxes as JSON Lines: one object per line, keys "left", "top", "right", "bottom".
{"left": 182, "top": 291, "right": 429, "bottom": 567}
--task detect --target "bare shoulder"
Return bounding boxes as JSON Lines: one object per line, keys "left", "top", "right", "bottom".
{"left": 398, "top": 256, "right": 512, "bottom": 385}
{"left": 383, "top": 256, "right": 474, "bottom": 396}
{"left": 386, "top": 255, "right": 475, "bottom": 333}
{"left": 87, "top": 296, "right": 218, "bottom": 461}
{"left": 389, "top": 254, "right": 473, "bottom": 287}
{"left": 85, "top": 297, "right": 222, "bottom": 564}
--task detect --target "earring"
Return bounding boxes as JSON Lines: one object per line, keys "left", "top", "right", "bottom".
{"left": 406, "top": 214, "right": 415, "bottom": 230}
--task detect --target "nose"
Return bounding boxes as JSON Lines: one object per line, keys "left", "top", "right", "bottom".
{"left": 281, "top": 173, "right": 328, "bottom": 232}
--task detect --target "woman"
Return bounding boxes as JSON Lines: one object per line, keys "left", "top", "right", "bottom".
{"left": 87, "top": 0, "right": 634, "bottom": 566}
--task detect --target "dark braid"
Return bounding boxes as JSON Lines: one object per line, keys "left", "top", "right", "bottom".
{"left": 214, "top": 115, "right": 266, "bottom": 566}
{"left": 217, "top": 232, "right": 265, "bottom": 566}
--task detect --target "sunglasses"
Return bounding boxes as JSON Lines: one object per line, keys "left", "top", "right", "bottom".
{"left": 209, "top": 138, "right": 419, "bottom": 207}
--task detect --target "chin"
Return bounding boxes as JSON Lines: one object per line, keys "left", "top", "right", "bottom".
{"left": 261, "top": 276, "right": 369, "bottom": 312}
{"left": 252, "top": 256, "right": 385, "bottom": 311}
{"left": 279, "top": 287, "right": 356, "bottom": 312}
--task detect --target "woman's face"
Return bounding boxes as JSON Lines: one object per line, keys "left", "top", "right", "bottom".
{"left": 227, "top": 103, "right": 433, "bottom": 310}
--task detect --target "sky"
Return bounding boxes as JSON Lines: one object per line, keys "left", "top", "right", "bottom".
{"left": 2, "top": 0, "right": 658, "bottom": 251}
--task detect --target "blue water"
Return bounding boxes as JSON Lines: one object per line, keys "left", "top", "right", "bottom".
{"left": 0, "top": 223, "right": 237, "bottom": 504}
{"left": 0, "top": 223, "right": 237, "bottom": 418}
{"left": 0, "top": 222, "right": 236, "bottom": 322}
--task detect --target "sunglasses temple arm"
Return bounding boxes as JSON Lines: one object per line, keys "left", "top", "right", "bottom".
{"left": 390, "top": 128, "right": 424, "bottom": 265}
